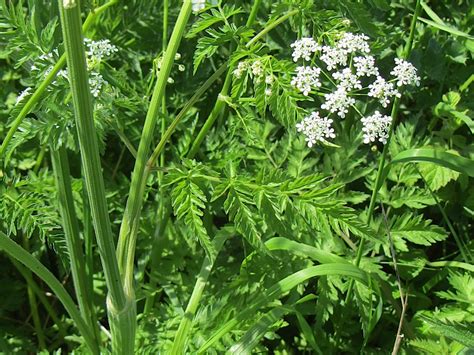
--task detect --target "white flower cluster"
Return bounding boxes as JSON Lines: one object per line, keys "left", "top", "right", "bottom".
{"left": 16, "top": 87, "right": 32, "bottom": 104}
{"left": 89, "top": 72, "right": 108, "bottom": 97}
{"left": 368, "top": 76, "right": 400, "bottom": 107}
{"left": 291, "top": 66, "right": 321, "bottom": 96}
{"left": 192, "top": 0, "right": 206, "bottom": 12}
{"left": 290, "top": 37, "right": 320, "bottom": 62}
{"left": 289, "top": 32, "right": 420, "bottom": 147}
{"left": 361, "top": 111, "right": 392, "bottom": 144}
{"left": 84, "top": 38, "right": 118, "bottom": 64}
{"left": 296, "top": 112, "right": 335, "bottom": 147}
{"left": 390, "top": 58, "right": 420, "bottom": 87}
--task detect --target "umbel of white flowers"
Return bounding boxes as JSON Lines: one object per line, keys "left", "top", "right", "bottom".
{"left": 290, "top": 33, "right": 420, "bottom": 147}
{"left": 22, "top": 38, "right": 118, "bottom": 100}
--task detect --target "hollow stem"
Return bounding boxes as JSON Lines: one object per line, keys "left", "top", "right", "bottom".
{"left": 51, "top": 147, "right": 100, "bottom": 345}
{"left": 57, "top": 1, "right": 132, "bottom": 352}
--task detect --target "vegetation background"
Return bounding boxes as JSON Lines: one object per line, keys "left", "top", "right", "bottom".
{"left": 0, "top": 0, "right": 473, "bottom": 353}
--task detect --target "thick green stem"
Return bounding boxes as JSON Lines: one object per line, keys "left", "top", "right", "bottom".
{"left": 0, "top": 0, "right": 118, "bottom": 160}
{"left": 57, "top": 1, "right": 132, "bottom": 353}
{"left": 51, "top": 147, "right": 100, "bottom": 345}
{"left": 0, "top": 231, "right": 97, "bottom": 353}
{"left": 346, "top": 0, "right": 422, "bottom": 302}
{"left": 116, "top": 0, "right": 192, "bottom": 294}
{"left": 171, "top": 233, "right": 228, "bottom": 354}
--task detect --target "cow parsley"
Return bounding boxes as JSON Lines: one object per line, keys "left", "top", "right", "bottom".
{"left": 296, "top": 112, "right": 335, "bottom": 147}
{"left": 291, "top": 66, "right": 321, "bottom": 96}
{"left": 321, "top": 87, "right": 355, "bottom": 118}
{"left": 361, "top": 111, "right": 392, "bottom": 144}
{"left": 368, "top": 76, "right": 400, "bottom": 107}
{"left": 353, "top": 56, "right": 379, "bottom": 77}
{"left": 320, "top": 45, "right": 348, "bottom": 71}
{"left": 290, "top": 37, "right": 320, "bottom": 62}
{"left": 332, "top": 68, "right": 362, "bottom": 90}
{"left": 390, "top": 58, "right": 420, "bottom": 87}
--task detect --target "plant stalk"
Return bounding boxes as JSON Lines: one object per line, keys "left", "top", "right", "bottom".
{"left": 345, "top": 0, "right": 422, "bottom": 302}
{"left": 51, "top": 147, "right": 100, "bottom": 345}
{"left": 171, "top": 232, "right": 228, "bottom": 354}
{"left": 57, "top": 1, "right": 133, "bottom": 353}
{"left": 116, "top": 0, "right": 192, "bottom": 295}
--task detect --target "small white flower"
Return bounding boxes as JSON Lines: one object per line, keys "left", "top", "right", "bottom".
{"left": 320, "top": 46, "right": 348, "bottom": 71}
{"left": 368, "top": 76, "right": 400, "bottom": 107}
{"left": 167, "top": 77, "right": 174, "bottom": 84}
{"left": 89, "top": 72, "right": 107, "bottom": 97}
{"left": 321, "top": 87, "right": 355, "bottom": 118}
{"left": 84, "top": 38, "right": 118, "bottom": 62}
{"left": 175, "top": 53, "right": 182, "bottom": 60}
{"left": 265, "top": 88, "right": 272, "bottom": 96}
{"left": 390, "top": 58, "right": 420, "bottom": 87}
{"left": 291, "top": 66, "right": 321, "bottom": 96}
{"left": 265, "top": 75, "right": 274, "bottom": 84}
{"left": 192, "top": 0, "right": 206, "bottom": 12}
{"left": 233, "top": 61, "right": 248, "bottom": 78}
{"left": 353, "top": 56, "right": 379, "bottom": 77}
{"left": 296, "top": 112, "right": 336, "bottom": 147}
{"left": 251, "top": 60, "right": 264, "bottom": 77}
{"left": 337, "top": 32, "right": 370, "bottom": 54}
{"left": 16, "top": 87, "right": 32, "bottom": 104}
{"left": 361, "top": 110, "right": 392, "bottom": 144}
{"left": 178, "top": 64, "right": 185, "bottom": 72}
{"left": 332, "top": 67, "right": 362, "bottom": 90}
{"left": 290, "top": 37, "right": 320, "bottom": 62}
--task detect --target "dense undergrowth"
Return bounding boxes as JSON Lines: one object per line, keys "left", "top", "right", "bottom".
{"left": 0, "top": 0, "right": 473, "bottom": 353}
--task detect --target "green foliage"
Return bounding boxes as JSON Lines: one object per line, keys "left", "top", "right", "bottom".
{"left": 0, "top": 0, "right": 473, "bottom": 353}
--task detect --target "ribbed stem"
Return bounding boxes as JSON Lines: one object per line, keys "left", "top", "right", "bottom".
{"left": 0, "top": 231, "right": 97, "bottom": 353}
{"left": 51, "top": 147, "right": 100, "bottom": 345}
{"left": 57, "top": 1, "right": 133, "bottom": 353}
{"left": 116, "top": 0, "right": 192, "bottom": 294}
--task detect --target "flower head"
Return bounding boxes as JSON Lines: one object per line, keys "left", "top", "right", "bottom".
{"left": 321, "top": 87, "right": 355, "bottom": 118}
{"left": 337, "top": 32, "right": 370, "bottom": 54}
{"left": 233, "top": 61, "right": 248, "bottom": 78}
{"left": 296, "top": 112, "right": 336, "bottom": 147}
{"left": 390, "top": 58, "right": 420, "bottom": 87}
{"left": 361, "top": 111, "right": 392, "bottom": 144}
{"left": 251, "top": 60, "right": 264, "bottom": 77}
{"left": 84, "top": 38, "right": 118, "bottom": 62}
{"left": 291, "top": 66, "right": 321, "bottom": 96}
{"left": 192, "top": 0, "right": 206, "bottom": 12}
{"left": 332, "top": 67, "right": 362, "bottom": 90}
{"left": 320, "top": 46, "right": 348, "bottom": 71}
{"left": 290, "top": 37, "right": 320, "bottom": 62}
{"left": 89, "top": 72, "right": 108, "bottom": 97}
{"left": 353, "top": 56, "right": 379, "bottom": 77}
{"left": 368, "top": 76, "right": 400, "bottom": 107}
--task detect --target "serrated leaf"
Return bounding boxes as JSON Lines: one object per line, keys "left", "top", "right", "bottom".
{"left": 391, "top": 214, "right": 447, "bottom": 246}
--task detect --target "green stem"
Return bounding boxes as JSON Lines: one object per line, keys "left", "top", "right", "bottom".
{"left": 0, "top": 231, "right": 97, "bottom": 353}
{"left": 57, "top": 1, "right": 132, "bottom": 353}
{"left": 171, "top": 233, "right": 228, "bottom": 354}
{"left": 23, "top": 236, "right": 47, "bottom": 350}
{"left": 346, "top": 0, "right": 422, "bottom": 302}
{"left": 0, "top": 0, "right": 118, "bottom": 160}
{"left": 247, "top": 0, "right": 263, "bottom": 28}
{"left": 51, "top": 147, "right": 100, "bottom": 345}
{"left": 116, "top": 0, "right": 192, "bottom": 295}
